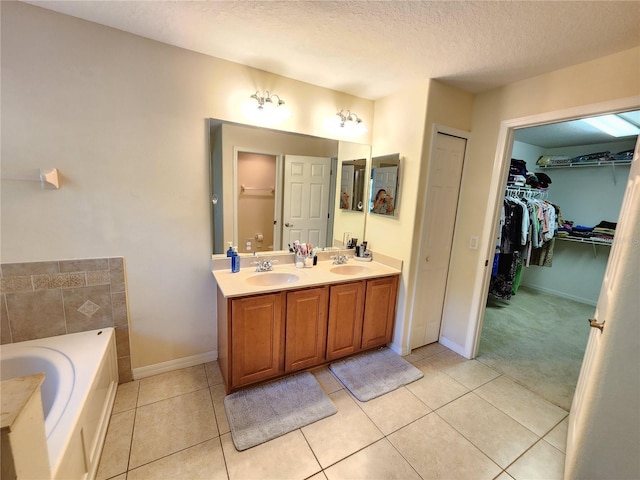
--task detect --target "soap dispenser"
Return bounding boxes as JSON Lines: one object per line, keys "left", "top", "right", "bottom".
{"left": 226, "top": 242, "right": 234, "bottom": 257}
{"left": 231, "top": 246, "right": 241, "bottom": 273}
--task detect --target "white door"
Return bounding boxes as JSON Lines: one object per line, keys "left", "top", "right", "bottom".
{"left": 282, "top": 155, "right": 332, "bottom": 249}
{"left": 564, "top": 137, "right": 640, "bottom": 479}
{"left": 410, "top": 132, "right": 467, "bottom": 348}
{"left": 341, "top": 164, "right": 355, "bottom": 210}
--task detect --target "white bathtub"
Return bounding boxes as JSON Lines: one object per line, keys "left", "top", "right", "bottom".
{"left": 1, "top": 328, "right": 118, "bottom": 480}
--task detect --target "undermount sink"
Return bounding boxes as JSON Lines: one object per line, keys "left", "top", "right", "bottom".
{"left": 330, "top": 265, "right": 370, "bottom": 275}
{"left": 245, "top": 272, "right": 300, "bottom": 286}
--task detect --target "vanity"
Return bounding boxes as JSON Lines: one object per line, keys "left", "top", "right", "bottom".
{"left": 213, "top": 254, "right": 401, "bottom": 393}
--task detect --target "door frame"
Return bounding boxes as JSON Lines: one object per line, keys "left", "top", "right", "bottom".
{"left": 469, "top": 95, "right": 640, "bottom": 358}
{"left": 408, "top": 124, "right": 470, "bottom": 350}
{"left": 233, "top": 147, "right": 283, "bottom": 251}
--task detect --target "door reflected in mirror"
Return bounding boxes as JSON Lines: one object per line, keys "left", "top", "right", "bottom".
{"left": 340, "top": 158, "right": 366, "bottom": 212}
{"left": 369, "top": 154, "right": 400, "bottom": 216}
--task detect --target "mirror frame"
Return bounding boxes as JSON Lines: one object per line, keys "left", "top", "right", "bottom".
{"left": 369, "top": 153, "right": 401, "bottom": 217}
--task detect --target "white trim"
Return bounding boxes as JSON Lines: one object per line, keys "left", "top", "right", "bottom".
{"left": 467, "top": 95, "right": 640, "bottom": 359}
{"left": 132, "top": 350, "right": 218, "bottom": 380}
{"left": 438, "top": 335, "right": 466, "bottom": 356}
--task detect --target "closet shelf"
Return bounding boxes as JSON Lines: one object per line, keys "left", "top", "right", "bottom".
{"left": 556, "top": 236, "right": 613, "bottom": 258}
{"left": 536, "top": 160, "right": 632, "bottom": 169}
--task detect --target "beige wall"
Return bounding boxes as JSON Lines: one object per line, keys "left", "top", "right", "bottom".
{"left": 441, "top": 46, "right": 640, "bottom": 353}
{"left": 1, "top": 2, "right": 372, "bottom": 369}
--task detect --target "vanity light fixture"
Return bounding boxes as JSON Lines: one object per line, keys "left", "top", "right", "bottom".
{"left": 250, "top": 90, "right": 285, "bottom": 111}
{"left": 336, "top": 110, "right": 363, "bottom": 128}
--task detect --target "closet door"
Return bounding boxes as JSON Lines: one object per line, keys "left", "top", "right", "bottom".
{"left": 410, "top": 131, "right": 467, "bottom": 348}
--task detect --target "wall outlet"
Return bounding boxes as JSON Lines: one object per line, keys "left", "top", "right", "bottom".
{"left": 469, "top": 235, "right": 479, "bottom": 250}
{"left": 343, "top": 232, "right": 352, "bottom": 247}
{"left": 245, "top": 239, "right": 253, "bottom": 251}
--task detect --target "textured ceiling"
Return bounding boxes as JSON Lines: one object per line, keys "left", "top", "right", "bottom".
{"left": 24, "top": 0, "right": 640, "bottom": 100}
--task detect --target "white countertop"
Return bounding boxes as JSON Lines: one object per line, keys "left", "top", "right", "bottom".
{"left": 213, "top": 258, "right": 401, "bottom": 298}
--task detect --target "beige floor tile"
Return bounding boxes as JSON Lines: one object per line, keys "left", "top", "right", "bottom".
{"left": 389, "top": 413, "right": 501, "bottom": 480}
{"left": 137, "top": 365, "right": 209, "bottom": 406}
{"left": 543, "top": 418, "right": 568, "bottom": 453}
{"left": 210, "top": 384, "right": 230, "bottom": 435}
{"left": 324, "top": 438, "right": 421, "bottom": 480}
{"left": 302, "top": 389, "right": 384, "bottom": 468}
{"left": 112, "top": 380, "right": 140, "bottom": 414}
{"left": 475, "top": 376, "right": 568, "bottom": 437}
{"left": 221, "top": 430, "right": 321, "bottom": 480}
{"left": 404, "top": 342, "right": 447, "bottom": 363}
{"left": 495, "top": 472, "right": 515, "bottom": 480}
{"left": 107, "top": 475, "right": 127, "bottom": 480}
{"left": 506, "top": 440, "right": 565, "bottom": 480}
{"left": 442, "top": 359, "right": 500, "bottom": 390}
{"left": 405, "top": 368, "right": 469, "bottom": 410}
{"left": 312, "top": 366, "right": 343, "bottom": 394}
{"left": 127, "top": 438, "right": 227, "bottom": 480}
{"left": 437, "top": 393, "right": 539, "bottom": 468}
{"left": 421, "top": 349, "right": 468, "bottom": 370}
{"left": 129, "top": 388, "right": 218, "bottom": 469}
{"left": 96, "top": 409, "right": 135, "bottom": 480}
{"left": 308, "top": 472, "right": 328, "bottom": 480}
{"left": 356, "top": 386, "right": 430, "bottom": 435}
{"left": 205, "top": 361, "right": 224, "bottom": 386}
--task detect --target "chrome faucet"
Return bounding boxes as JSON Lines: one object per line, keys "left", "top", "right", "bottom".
{"left": 331, "top": 254, "right": 350, "bottom": 265}
{"left": 252, "top": 257, "right": 277, "bottom": 272}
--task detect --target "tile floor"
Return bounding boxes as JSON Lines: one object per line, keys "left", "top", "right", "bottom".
{"left": 96, "top": 343, "right": 568, "bottom": 480}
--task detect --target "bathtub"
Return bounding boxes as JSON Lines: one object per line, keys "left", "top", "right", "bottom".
{"left": 1, "top": 328, "right": 118, "bottom": 480}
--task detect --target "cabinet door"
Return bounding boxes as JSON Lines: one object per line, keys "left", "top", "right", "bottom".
{"left": 326, "top": 281, "right": 365, "bottom": 361}
{"left": 285, "top": 286, "right": 329, "bottom": 372}
{"left": 230, "top": 292, "right": 285, "bottom": 388}
{"left": 361, "top": 276, "right": 398, "bottom": 350}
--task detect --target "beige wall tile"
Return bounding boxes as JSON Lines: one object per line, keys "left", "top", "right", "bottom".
{"left": 115, "top": 327, "right": 130, "bottom": 357}
{"left": 59, "top": 258, "right": 109, "bottom": 273}
{"left": 2, "top": 276, "right": 33, "bottom": 294}
{"left": 62, "top": 285, "right": 113, "bottom": 333}
{"left": 68, "top": 272, "right": 86, "bottom": 287}
{"left": 118, "top": 356, "right": 133, "bottom": 383}
{"left": 86, "top": 270, "right": 111, "bottom": 286}
{"left": 1, "top": 261, "right": 59, "bottom": 276}
{"left": 111, "top": 292, "right": 129, "bottom": 327}
{"left": 1, "top": 295, "right": 12, "bottom": 344}
{"left": 6, "top": 289, "right": 66, "bottom": 342}
{"left": 109, "top": 257, "right": 126, "bottom": 293}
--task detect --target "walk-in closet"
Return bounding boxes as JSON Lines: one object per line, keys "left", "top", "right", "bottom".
{"left": 477, "top": 111, "right": 639, "bottom": 411}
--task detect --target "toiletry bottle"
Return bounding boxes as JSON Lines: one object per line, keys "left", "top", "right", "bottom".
{"left": 226, "top": 242, "right": 234, "bottom": 257}
{"left": 231, "top": 247, "right": 241, "bottom": 273}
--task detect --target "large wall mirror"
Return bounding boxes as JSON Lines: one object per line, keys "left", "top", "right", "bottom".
{"left": 369, "top": 153, "right": 400, "bottom": 216}
{"left": 209, "top": 119, "right": 371, "bottom": 255}
{"left": 339, "top": 159, "right": 367, "bottom": 212}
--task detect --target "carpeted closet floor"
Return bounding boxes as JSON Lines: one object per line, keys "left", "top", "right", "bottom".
{"left": 477, "top": 286, "right": 594, "bottom": 411}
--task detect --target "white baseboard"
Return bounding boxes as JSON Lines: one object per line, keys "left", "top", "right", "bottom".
{"left": 132, "top": 350, "right": 218, "bottom": 380}
{"left": 438, "top": 336, "right": 468, "bottom": 358}
{"left": 522, "top": 283, "right": 597, "bottom": 307}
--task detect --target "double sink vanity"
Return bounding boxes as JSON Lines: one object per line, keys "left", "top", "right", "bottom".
{"left": 212, "top": 252, "right": 401, "bottom": 393}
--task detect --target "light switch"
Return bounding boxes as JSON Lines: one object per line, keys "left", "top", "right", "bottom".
{"left": 469, "top": 235, "right": 479, "bottom": 250}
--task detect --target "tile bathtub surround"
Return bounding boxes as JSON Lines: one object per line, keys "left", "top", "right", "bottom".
{"left": 96, "top": 344, "right": 569, "bottom": 480}
{"left": 0, "top": 257, "right": 132, "bottom": 383}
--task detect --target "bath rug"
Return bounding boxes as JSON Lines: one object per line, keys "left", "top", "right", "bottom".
{"left": 329, "top": 348, "right": 423, "bottom": 402}
{"left": 224, "top": 371, "right": 336, "bottom": 451}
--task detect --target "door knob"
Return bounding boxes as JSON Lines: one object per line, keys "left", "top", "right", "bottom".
{"left": 285, "top": 223, "right": 294, "bottom": 227}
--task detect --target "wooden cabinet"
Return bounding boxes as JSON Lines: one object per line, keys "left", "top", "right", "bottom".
{"left": 326, "top": 281, "right": 366, "bottom": 361}
{"left": 217, "top": 275, "right": 399, "bottom": 393}
{"left": 362, "top": 276, "right": 399, "bottom": 350}
{"left": 285, "top": 286, "right": 329, "bottom": 372}
{"left": 229, "top": 292, "right": 285, "bottom": 389}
